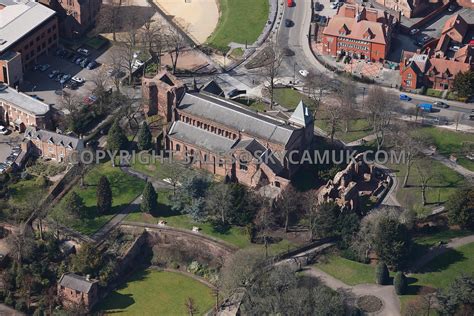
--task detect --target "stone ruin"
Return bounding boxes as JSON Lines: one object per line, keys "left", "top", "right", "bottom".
{"left": 317, "top": 153, "right": 390, "bottom": 213}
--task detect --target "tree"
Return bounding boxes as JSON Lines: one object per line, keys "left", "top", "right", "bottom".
{"left": 332, "top": 78, "right": 356, "bottom": 133}
{"left": 62, "top": 192, "right": 87, "bottom": 219}
{"left": 321, "top": 100, "right": 343, "bottom": 142}
{"left": 107, "top": 119, "right": 128, "bottom": 166}
{"left": 274, "top": 185, "right": 300, "bottom": 232}
{"left": 447, "top": 187, "right": 474, "bottom": 230}
{"left": 437, "top": 275, "right": 474, "bottom": 315}
{"left": 95, "top": 0, "right": 122, "bottom": 41}
{"left": 312, "top": 202, "right": 340, "bottom": 239}
{"left": 96, "top": 176, "right": 113, "bottom": 214}
{"left": 374, "top": 217, "right": 412, "bottom": 269}
{"left": 170, "top": 174, "right": 211, "bottom": 221}
{"left": 415, "top": 161, "right": 435, "bottom": 206}
{"left": 205, "top": 182, "right": 233, "bottom": 225}
{"left": 141, "top": 182, "right": 158, "bottom": 213}
{"left": 303, "top": 72, "right": 330, "bottom": 117}
{"left": 394, "top": 272, "right": 407, "bottom": 295}
{"left": 164, "top": 26, "right": 187, "bottom": 74}
{"left": 137, "top": 121, "right": 152, "bottom": 151}
{"left": 393, "top": 123, "right": 424, "bottom": 188}
{"left": 304, "top": 189, "right": 319, "bottom": 241}
{"left": 453, "top": 70, "right": 474, "bottom": 98}
{"left": 70, "top": 243, "right": 102, "bottom": 276}
{"left": 375, "top": 262, "right": 389, "bottom": 285}
{"left": 254, "top": 203, "right": 275, "bottom": 258}
{"left": 261, "top": 42, "right": 283, "bottom": 109}
{"left": 184, "top": 297, "right": 198, "bottom": 316}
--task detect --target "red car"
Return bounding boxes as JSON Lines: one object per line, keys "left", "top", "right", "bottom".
{"left": 287, "top": 0, "right": 294, "bottom": 7}
{"left": 83, "top": 95, "right": 98, "bottom": 105}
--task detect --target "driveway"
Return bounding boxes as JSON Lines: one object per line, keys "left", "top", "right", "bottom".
{"left": 0, "top": 133, "right": 22, "bottom": 163}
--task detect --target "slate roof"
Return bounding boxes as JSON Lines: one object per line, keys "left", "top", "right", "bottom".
{"left": 0, "top": 84, "right": 50, "bottom": 116}
{"left": 168, "top": 121, "right": 237, "bottom": 153}
{"left": 289, "top": 101, "right": 313, "bottom": 127}
{"left": 59, "top": 273, "right": 97, "bottom": 294}
{"left": 24, "top": 126, "right": 84, "bottom": 150}
{"left": 201, "top": 80, "right": 225, "bottom": 97}
{"left": 177, "top": 93, "right": 296, "bottom": 146}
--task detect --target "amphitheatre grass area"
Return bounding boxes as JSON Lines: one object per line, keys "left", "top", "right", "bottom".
{"left": 98, "top": 269, "right": 214, "bottom": 315}
{"left": 207, "top": 0, "right": 269, "bottom": 51}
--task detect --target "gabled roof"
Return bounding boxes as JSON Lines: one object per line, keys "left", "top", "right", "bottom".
{"left": 177, "top": 93, "right": 297, "bottom": 147}
{"left": 428, "top": 58, "right": 471, "bottom": 77}
{"left": 289, "top": 101, "right": 313, "bottom": 127}
{"left": 200, "top": 80, "right": 225, "bottom": 97}
{"left": 453, "top": 45, "right": 473, "bottom": 63}
{"left": 59, "top": 273, "right": 97, "bottom": 294}
{"left": 24, "top": 126, "right": 84, "bottom": 150}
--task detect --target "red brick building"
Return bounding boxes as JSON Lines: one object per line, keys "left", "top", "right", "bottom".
{"left": 321, "top": 4, "right": 396, "bottom": 62}
{"left": 22, "top": 127, "right": 84, "bottom": 162}
{"left": 399, "top": 51, "right": 429, "bottom": 89}
{"left": 0, "top": 84, "right": 51, "bottom": 131}
{"left": 58, "top": 273, "right": 99, "bottom": 311}
{"left": 142, "top": 71, "right": 314, "bottom": 191}
{"left": 39, "top": 0, "right": 102, "bottom": 38}
{"left": 0, "top": 0, "right": 58, "bottom": 86}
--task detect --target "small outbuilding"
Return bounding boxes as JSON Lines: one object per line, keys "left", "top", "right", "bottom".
{"left": 57, "top": 273, "right": 99, "bottom": 311}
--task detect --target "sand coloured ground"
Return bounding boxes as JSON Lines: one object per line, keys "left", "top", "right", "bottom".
{"left": 154, "top": 0, "right": 219, "bottom": 44}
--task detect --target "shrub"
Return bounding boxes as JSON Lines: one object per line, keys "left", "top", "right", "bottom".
{"left": 4, "top": 292, "right": 14, "bottom": 306}
{"left": 375, "top": 262, "right": 389, "bottom": 285}
{"left": 15, "top": 299, "right": 27, "bottom": 312}
{"left": 394, "top": 272, "right": 407, "bottom": 295}
{"left": 35, "top": 175, "right": 48, "bottom": 188}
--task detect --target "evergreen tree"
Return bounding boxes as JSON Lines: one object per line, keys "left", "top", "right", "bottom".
{"left": 137, "top": 121, "right": 152, "bottom": 151}
{"left": 375, "top": 262, "right": 389, "bottom": 285}
{"left": 96, "top": 176, "right": 112, "bottom": 214}
{"left": 453, "top": 70, "right": 474, "bottom": 98}
{"left": 374, "top": 217, "right": 412, "bottom": 269}
{"left": 63, "top": 191, "right": 86, "bottom": 219}
{"left": 107, "top": 119, "right": 128, "bottom": 153}
{"left": 394, "top": 272, "right": 407, "bottom": 295}
{"left": 141, "top": 182, "right": 158, "bottom": 213}
{"left": 447, "top": 187, "right": 474, "bottom": 230}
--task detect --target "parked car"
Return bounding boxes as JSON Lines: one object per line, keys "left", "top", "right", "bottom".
{"left": 415, "top": 35, "right": 432, "bottom": 47}
{"left": 299, "top": 69, "right": 309, "bottom": 77}
{"left": 48, "top": 70, "right": 59, "bottom": 79}
{"left": 417, "top": 103, "right": 433, "bottom": 112}
{"left": 133, "top": 59, "right": 145, "bottom": 68}
{"left": 86, "top": 60, "right": 97, "bottom": 70}
{"left": 77, "top": 48, "right": 90, "bottom": 56}
{"left": 287, "top": 0, "right": 294, "bottom": 7}
{"left": 0, "top": 125, "right": 8, "bottom": 135}
{"left": 314, "top": 2, "right": 323, "bottom": 11}
{"left": 83, "top": 95, "right": 98, "bottom": 105}
{"left": 55, "top": 72, "right": 64, "bottom": 82}
{"left": 313, "top": 14, "right": 321, "bottom": 23}
{"left": 399, "top": 94, "right": 411, "bottom": 101}
{"left": 228, "top": 89, "right": 246, "bottom": 98}
{"left": 319, "top": 16, "right": 327, "bottom": 25}
{"left": 0, "top": 163, "right": 7, "bottom": 174}
{"left": 39, "top": 64, "right": 51, "bottom": 72}
{"left": 449, "top": 45, "right": 460, "bottom": 52}
{"left": 71, "top": 76, "right": 85, "bottom": 84}
{"left": 448, "top": 3, "right": 457, "bottom": 12}
{"left": 433, "top": 101, "right": 449, "bottom": 108}
{"left": 64, "top": 81, "right": 79, "bottom": 90}
{"left": 70, "top": 54, "right": 79, "bottom": 63}
{"left": 330, "top": 2, "right": 338, "bottom": 9}
{"left": 75, "top": 57, "right": 84, "bottom": 65}
{"left": 80, "top": 58, "right": 90, "bottom": 68}
{"left": 60, "top": 74, "right": 71, "bottom": 85}
{"left": 285, "top": 19, "right": 293, "bottom": 27}
{"left": 410, "top": 28, "right": 420, "bottom": 36}
{"left": 469, "top": 110, "right": 474, "bottom": 120}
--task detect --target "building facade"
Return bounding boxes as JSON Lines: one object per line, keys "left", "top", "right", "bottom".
{"left": 321, "top": 4, "right": 396, "bottom": 62}
{"left": 0, "top": 84, "right": 51, "bottom": 131}
{"left": 39, "top": 0, "right": 102, "bottom": 38}
{"left": 58, "top": 273, "right": 99, "bottom": 311}
{"left": 0, "top": 0, "right": 58, "bottom": 85}
{"left": 142, "top": 71, "right": 314, "bottom": 190}
{"left": 22, "top": 127, "right": 84, "bottom": 162}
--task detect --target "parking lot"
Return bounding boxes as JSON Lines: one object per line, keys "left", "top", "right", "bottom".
{"left": 19, "top": 44, "right": 121, "bottom": 110}
{"left": 0, "top": 133, "right": 22, "bottom": 173}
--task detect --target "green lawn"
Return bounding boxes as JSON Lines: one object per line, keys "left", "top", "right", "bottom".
{"left": 97, "top": 269, "right": 214, "bottom": 315}
{"left": 414, "top": 229, "right": 472, "bottom": 247}
{"left": 130, "top": 153, "right": 169, "bottom": 180}
{"left": 315, "top": 256, "right": 376, "bottom": 286}
{"left": 8, "top": 177, "right": 49, "bottom": 207}
{"left": 52, "top": 163, "right": 145, "bottom": 235}
{"left": 315, "top": 118, "right": 373, "bottom": 143}
{"left": 207, "top": 0, "right": 269, "bottom": 51}
{"left": 274, "top": 88, "right": 313, "bottom": 111}
{"left": 233, "top": 97, "right": 268, "bottom": 112}
{"left": 412, "top": 126, "right": 474, "bottom": 172}
{"left": 386, "top": 159, "right": 465, "bottom": 215}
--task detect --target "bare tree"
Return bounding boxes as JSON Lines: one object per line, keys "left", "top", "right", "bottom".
{"left": 141, "top": 18, "right": 163, "bottom": 62}
{"left": 95, "top": 0, "right": 123, "bottom": 41}
{"left": 393, "top": 123, "right": 424, "bottom": 188}
{"left": 274, "top": 185, "right": 300, "bottom": 232}
{"left": 304, "top": 189, "right": 320, "bottom": 241}
{"left": 108, "top": 48, "right": 125, "bottom": 92}
{"left": 254, "top": 202, "right": 275, "bottom": 258}
{"left": 331, "top": 79, "right": 356, "bottom": 133}
{"left": 304, "top": 72, "right": 330, "bottom": 117}
{"left": 415, "top": 161, "right": 435, "bottom": 206}
{"left": 366, "top": 86, "right": 397, "bottom": 151}
{"left": 115, "top": 39, "right": 135, "bottom": 85}
{"left": 184, "top": 297, "right": 198, "bottom": 316}
{"left": 321, "top": 100, "right": 343, "bottom": 143}
{"left": 261, "top": 42, "right": 284, "bottom": 109}
{"left": 164, "top": 26, "right": 187, "bottom": 74}
{"left": 454, "top": 112, "right": 463, "bottom": 131}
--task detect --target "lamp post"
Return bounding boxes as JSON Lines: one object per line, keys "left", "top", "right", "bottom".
{"left": 293, "top": 62, "right": 296, "bottom": 84}
{"left": 362, "top": 87, "right": 366, "bottom": 106}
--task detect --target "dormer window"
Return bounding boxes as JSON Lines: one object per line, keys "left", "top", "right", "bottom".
{"left": 339, "top": 24, "right": 349, "bottom": 36}
{"left": 363, "top": 28, "right": 373, "bottom": 40}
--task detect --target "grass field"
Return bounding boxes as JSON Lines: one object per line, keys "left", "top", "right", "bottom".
{"left": 8, "top": 177, "right": 49, "bottom": 207}
{"left": 130, "top": 153, "right": 168, "bottom": 180}
{"left": 413, "top": 126, "right": 474, "bottom": 172}
{"left": 315, "top": 256, "right": 376, "bottom": 285}
{"left": 233, "top": 97, "right": 268, "bottom": 112}
{"left": 274, "top": 88, "right": 313, "bottom": 111}
{"left": 97, "top": 269, "right": 214, "bottom": 315}
{"left": 207, "top": 0, "right": 269, "bottom": 51}
{"left": 315, "top": 118, "right": 373, "bottom": 143}
{"left": 386, "top": 159, "right": 465, "bottom": 215}
{"left": 53, "top": 163, "right": 145, "bottom": 235}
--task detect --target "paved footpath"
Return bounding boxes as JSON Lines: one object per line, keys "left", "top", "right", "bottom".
{"left": 304, "top": 267, "right": 401, "bottom": 316}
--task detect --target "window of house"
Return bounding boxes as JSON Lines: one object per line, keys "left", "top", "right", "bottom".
{"left": 407, "top": 73, "right": 412, "bottom": 79}
{"left": 406, "top": 80, "right": 411, "bottom": 85}
{"left": 176, "top": 144, "right": 181, "bottom": 151}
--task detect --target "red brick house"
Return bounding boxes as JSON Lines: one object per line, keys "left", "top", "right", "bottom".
{"left": 22, "top": 127, "right": 84, "bottom": 162}
{"left": 39, "top": 0, "right": 102, "bottom": 38}
{"left": 58, "top": 273, "right": 99, "bottom": 311}
{"left": 321, "top": 4, "right": 396, "bottom": 62}
{"left": 435, "top": 14, "right": 470, "bottom": 55}
{"left": 142, "top": 72, "right": 314, "bottom": 191}
{"left": 426, "top": 57, "right": 471, "bottom": 90}
{"left": 399, "top": 51, "right": 429, "bottom": 89}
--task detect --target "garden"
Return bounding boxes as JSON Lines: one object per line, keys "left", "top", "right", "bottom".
{"left": 97, "top": 269, "right": 214, "bottom": 315}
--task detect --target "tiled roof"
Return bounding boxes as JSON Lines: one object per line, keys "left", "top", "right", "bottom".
{"left": 428, "top": 58, "right": 471, "bottom": 77}
{"left": 59, "top": 273, "right": 97, "bottom": 294}
{"left": 24, "top": 126, "right": 84, "bottom": 150}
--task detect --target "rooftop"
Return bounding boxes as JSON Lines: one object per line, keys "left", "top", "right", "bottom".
{"left": 0, "top": 83, "right": 50, "bottom": 116}
{"left": 0, "top": 0, "right": 56, "bottom": 52}
{"left": 58, "top": 273, "right": 97, "bottom": 294}
{"left": 24, "top": 126, "right": 84, "bottom": 150}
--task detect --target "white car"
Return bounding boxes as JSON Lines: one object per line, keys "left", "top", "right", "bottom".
{"left": 0, "top": 125, "right": 8, "bottom": 135}
{"left": 71, "top": 76, "right": 85, "bottom": 84}
{"left": 77, "top": 48, "right": 90, "bottom": 56}
{"left": 410, "top": 28, "right": 420, "bottom": 36}
{"left": 133, "top": 59, "right": 145, "bottom": 68}
{"left": 330, "top": 2, "right": 338, "bottom": 9}
{"left": 299, "top": 69, "right": 309, "bottom": 77}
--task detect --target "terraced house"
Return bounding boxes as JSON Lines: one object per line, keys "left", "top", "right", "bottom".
{"left": 321, "top": 4, "right": 396, "bottom": 62}
{"left": 142, "top": 71, "right": 314, "bottom": 190}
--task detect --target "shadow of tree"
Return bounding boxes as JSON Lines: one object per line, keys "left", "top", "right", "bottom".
{"left": 418, "top": 248, "right": 467, "bottom": 273}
